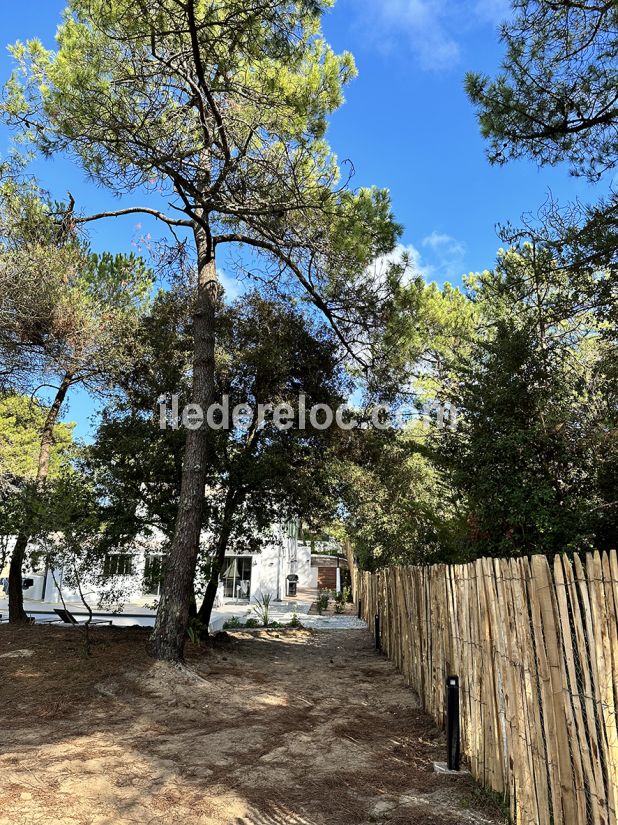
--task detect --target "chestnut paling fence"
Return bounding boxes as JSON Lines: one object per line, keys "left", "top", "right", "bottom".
{"left": 355, "top": 552, "right": 618, "bottom": 825}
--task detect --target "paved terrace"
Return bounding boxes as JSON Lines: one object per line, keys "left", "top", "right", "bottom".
{"left": 0, "top": 587, "right": 366, "bottom": 631}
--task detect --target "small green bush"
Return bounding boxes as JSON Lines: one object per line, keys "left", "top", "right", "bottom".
{"left": 222, "top": 616, "right": 242, "bottom": 629}
{"left": 317, "top": 590, "right": 330, "bottom": 614}
{"left": 186, "top": 616, "right": 207, "bottom": 643}
{"left": 244, "top": 618, "right": 260, "bottom": 628}
{"left": 289, "top": 612, "right": 303, "bottom": 628}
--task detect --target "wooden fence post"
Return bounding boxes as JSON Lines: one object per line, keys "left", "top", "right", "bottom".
{"left": 358, "top": 552, "right": 618, "bottom": 825}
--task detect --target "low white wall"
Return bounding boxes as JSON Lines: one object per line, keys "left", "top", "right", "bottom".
{"left": 295, "top": 544, "right": 312, "bottom": 589}
{"left": 252, "top": 550, "right": 279, "bottom": 600}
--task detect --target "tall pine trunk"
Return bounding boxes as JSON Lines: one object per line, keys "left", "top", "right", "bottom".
{"left": 148, "top": 221, "right": 218, "bottom": 661}
{"left": 196, "top": 573, "right": 220, "bottom": 633}
{"left": 8, "top": 533, "right": 29, "bottom": 624}
{"left": 8, "top": 372, "right": 73, "bottom": 623}
{"left": 196, "top": 490, "right": 239, "bottom": 631}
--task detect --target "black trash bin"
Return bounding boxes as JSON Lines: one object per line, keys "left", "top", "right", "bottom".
{"left": 286, "top": 574, "right": 299, "bottom": 597}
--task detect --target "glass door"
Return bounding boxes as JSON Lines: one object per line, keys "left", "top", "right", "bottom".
{"left": 222, "top": 557, "right": 238, "bottom": 599}
{"left": 237, "top": 557, "right": 252, "bottom": 600}
{"left": 222, "top": 556, "right": 252, "bottom": 600}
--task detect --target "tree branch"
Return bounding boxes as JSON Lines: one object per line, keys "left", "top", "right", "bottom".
{"left": 73, "top": 206, "right": 192, "bottom": 228}
{"left": 186, "top": 0, "right": 231, "bottom": 163}
{"left": 214, "top": 232, "right": 369, "bottom": 369}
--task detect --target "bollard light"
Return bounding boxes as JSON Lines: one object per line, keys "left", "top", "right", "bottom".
{"left": 446, "top": 675, "right": 460, "bottom": 771}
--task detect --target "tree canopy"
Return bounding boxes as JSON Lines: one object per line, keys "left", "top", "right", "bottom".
{"left": 2, "top": 0, "right": 406, "bottom": 658}
{"left": 466, "top": 0, "right": 618, "bottom": 299}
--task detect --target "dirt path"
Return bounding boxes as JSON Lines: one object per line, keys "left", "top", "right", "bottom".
{"left": 0, "top": 625, "right": 507, "bottom": 825}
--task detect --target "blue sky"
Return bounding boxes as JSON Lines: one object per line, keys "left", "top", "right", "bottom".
{"left": 0, "top": 0, "right": 598, "bottom": 437}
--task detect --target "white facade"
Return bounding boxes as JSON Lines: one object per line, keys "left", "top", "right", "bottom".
{"left": 2, "top": 521, "right": 314, "bottom": 608}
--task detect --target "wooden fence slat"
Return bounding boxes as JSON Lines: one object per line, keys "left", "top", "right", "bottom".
{"left": 492, "top": 558, "right": 520, "bottom": 823}
{"left": 534, "top": 555, "right": 578, "bottom": 822}
{"left": 557, "top": 555, "right": 601, "bottom": 825}
{"left": 552, "top": 555, "right": 588, "bottom": 825}
{"left": 566, "top": 555, "right": 609, "bottom": 824}
{"left": 584, "top": 552, "right": 618, "bottom": 824}
{"left": 351, "top": 552, "right": 618, "bottom": 825}
{"left": 480, "top": 557, "right": 505, "bottom": 793}
{"left": 602, "top": 552, "right": 618, "bottom": 799}
{"left": 513, "top": 557, "right": 546, "bottom": 825}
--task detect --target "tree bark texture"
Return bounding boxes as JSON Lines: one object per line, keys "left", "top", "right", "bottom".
{"left": 148, "top": 221, "right": 218, "bottom": 661}
{"left": 196, "top": 489, "right": 240, "bottom": 632}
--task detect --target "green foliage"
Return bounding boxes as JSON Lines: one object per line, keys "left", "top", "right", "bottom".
{"left": 7, "top": 0, "right": 354, "bottom": 181}
{"left": 336, "top": 585, "right": 351, "bottom": 607}
{"left": 0, "top": 393, "right": 75, "bottom": 565}
{"left": 337, "top": 424, "right": 462, "bottom": 570}
{"left": 0, "top": 176, "right": 152, "bottom": 620}
{"left": 342, "top": 241, "right": 618, "bottom": 567}
{"left": 6, "top": 0, "right": 617, "bottom": 601}
{"left": 2, "top": 0, "right": 401, "bottom": 374}
{"left": 222, "top": 616, "right": 242, "bottom": 630}
{"left": 334, "top": 273, "right": 479, "bottom": 571}
{"left": 89, "top": 287, "right": 348, "bottom": 581}
{"left": 465, "top": 0, "right": 617, "bottom": 330}
{"left": 87, "top": 286, "right": 191, "bottom": 549}
{"left": 0, "top": 183, "right": 153, "bottom": 395}
{"left": 252, "top": 593, "right": 272, "bottom": 627}
{"left": 436, "top": 247, "right": 618, "bottom": 558}
{"left": 316, "top": 590, "right": 329, "bottom": 614}
{"left": 244, "top": 618, "right": 260, "bottom": 629}
{"left": 0, "top": 394, "right": 73, "bottom": 481}
{"left": 26, "top": 467, "right": 110, "bottom": 616}
{"left": 186, "top": 616, "right": 207, "bottom": 645}
{"left": 462, "top": 0, "right": 618, "bottom": 558}
{"left": 288, "top": 612, "right": 302, "bottom": 628}
{"left": 1, "top": 0, "right": 402, "bottom": 654}
{"left": 3, "top": 0, "right": 353, "bottom": 244}
{"left": 462, "top": 785, "right": 510, "bottom": 820}
{"left": 465, "top": 1, "right": 618, "bottom": 181}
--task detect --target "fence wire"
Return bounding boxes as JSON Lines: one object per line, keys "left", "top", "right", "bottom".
{"left": 356, "top": 552, "right": 618, "bottom": 825}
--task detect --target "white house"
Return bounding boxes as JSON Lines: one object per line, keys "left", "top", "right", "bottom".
{"left": 2, "top": 520, "right": 324, "bottom": 609}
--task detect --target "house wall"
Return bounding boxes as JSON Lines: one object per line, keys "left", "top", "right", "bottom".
{"left": 294, "top": 542, "right": 313, "bottom": 589}
{"left": 3, "top": 521, "right": 320, "bottom": 607}
{"left": 250, "top": 532, "right": 312, "bottom": 600}
{"left": 251, "top": 548, "right": 279, "bottom": 599}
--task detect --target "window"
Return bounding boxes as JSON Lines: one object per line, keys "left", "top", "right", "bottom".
{"left": 103, "top": 553, "right": 134, "bottom": 577}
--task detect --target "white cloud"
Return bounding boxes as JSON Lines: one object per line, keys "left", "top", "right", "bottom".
{"left": 353, "top": 0, "right": 509, "bottom": 71}
{"left": 379, "top": 0, "right": 460, "bottom": 71}
{"left": 370, "top": 242, "right": 432, "bottom": 285}
{"left": 473, "top": 0, "right": 510, "bottom": 25}
{"left": 217, "top": 268, "right": 243, "bottom": 302}
{"left": 370, "top": 234, "right": 466, "bottom": 285}
{"left": 422, "top": 232, "right": 467, "bottom": 279}
{"left": 422, "top": 230, "right": 465, "bottom": 258}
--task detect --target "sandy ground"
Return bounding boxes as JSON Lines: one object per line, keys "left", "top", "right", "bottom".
{"left": 0, "top": 624, "right": 507, "bottom": 825}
